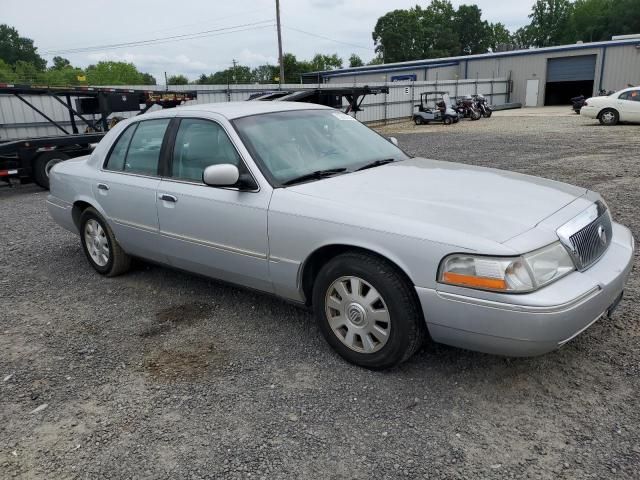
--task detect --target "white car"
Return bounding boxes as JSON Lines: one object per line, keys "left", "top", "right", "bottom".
{"left": 581, "top": 87, "right": 640, "bottom": 125}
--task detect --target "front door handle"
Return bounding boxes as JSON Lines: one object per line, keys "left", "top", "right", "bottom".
{"left": 159, "top": 193, "right": 177, "bottom": 203}
{"left": 97, "top": 183, "right": 109, "bottom": 191}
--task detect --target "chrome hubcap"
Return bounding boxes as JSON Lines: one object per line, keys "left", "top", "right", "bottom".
{"left": 325, "top": 276, "right": 391, "bottom": 354}
{"left": 84, "top": 219, "right": 109, "bottom": 267}
{"left": 602, "top": 112, "right": 614, "bottom": 123}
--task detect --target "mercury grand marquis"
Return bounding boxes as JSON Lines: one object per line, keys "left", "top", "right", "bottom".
{"left": 47, "top": 102, "right": 634, "bottom": 369}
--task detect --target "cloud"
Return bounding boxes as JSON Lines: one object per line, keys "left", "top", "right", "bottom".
{"left": 236, "top": 48, "right": 277, "bottom": 67}
{"left": 85, "top": 51, "right": 214, "bottom": 81}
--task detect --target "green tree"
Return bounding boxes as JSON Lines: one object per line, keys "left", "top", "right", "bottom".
{"left": 140, "top": 72, "right": 157, "bottom": 85}
{"left": 348, "top": 54, "right": 364, "bottom": 67}
{"left": 13, "top": 60, "right": 44, "bottom": 83}
{"left": 512, "top": 26, "right": 534, "bottom": 48}
{"left": 85, "top": 61, "right": 154, "bottom": 85}
{"left": 251, "top": 64, "right": 278, "bottom": 83}
{"left": 309, "top": 53, "right": 342, "bottom": 71}
{"left": 372, "top": 1, "right": 460, "bottom": 63}
{"left": 0, "top": 58, "right": 16, "bottom": 81}
{"left": 455, "top": 4, "right": 489, "bottom": 55}
{"left": 570, "top": 0, "right": 612, "bottom": 42}
{"left": 487, "top": 22, "right": 513, "bottom": 51}
{"left": 0, "top": 24, "right": 46, "bottom": 69}
{"left": 372, "top": 7, "right": 426, "bottom": 62}
{"left": 51, "top": 56, "right": 71, "bottom": 70}
{"left": 167, "top": 74, "right": 189, "bottom": 85}
{"left": 527, "top": 0, "right": 575, "bottom": 47}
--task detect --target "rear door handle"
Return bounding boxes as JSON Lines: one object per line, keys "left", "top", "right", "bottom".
{"left": 159, "top": 193, "right": 177, "bottom": 203}
{"left": 97, "top": 183, "right": 109, "bottom": 191}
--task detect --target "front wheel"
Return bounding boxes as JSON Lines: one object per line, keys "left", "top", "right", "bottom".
{"left": 599, "top": 108, "right": 619, "bottom": 125}
{"left": 312, "top": 252, "right": 425, "bottom": 370}
{"left": 470, "top": 109, "right": 481, "bottom": 120}
{"left": 79, "top": 207, "right": 131, "bottom": 277}
{"left": 443, "top": 116, "right": 453, "bottom": 125}
{"left": 414, "top": 116, "right": 423, "bottom": 125}
{"left": 483, "top": 109, "right": 492, "bottom": 118}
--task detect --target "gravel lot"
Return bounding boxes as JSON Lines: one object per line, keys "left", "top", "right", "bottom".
{"left": 1, "top": 109, "right": 639, "bottom": 479}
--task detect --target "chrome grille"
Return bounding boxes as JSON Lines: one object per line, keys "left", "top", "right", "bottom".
{"left": 557, "top": 201, "right": 612, "bottom": 271}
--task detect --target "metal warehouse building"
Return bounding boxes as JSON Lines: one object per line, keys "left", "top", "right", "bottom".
{"left": 302, "top": 36, "right": 640, "bottom": 107}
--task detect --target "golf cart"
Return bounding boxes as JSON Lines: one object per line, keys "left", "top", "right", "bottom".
{"left": 413, "top": 92, "right": 459, "bottom": 125}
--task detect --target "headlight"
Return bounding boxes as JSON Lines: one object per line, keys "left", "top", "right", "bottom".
{"left": 438, "top": 242, "right": 575, "bottom": 293}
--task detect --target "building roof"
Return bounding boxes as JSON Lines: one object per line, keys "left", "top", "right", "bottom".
{"left": 303, "top": 37, "right": 640, "bottom": 79}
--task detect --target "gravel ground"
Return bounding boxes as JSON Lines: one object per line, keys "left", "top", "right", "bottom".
{"left": 1, "top": 110, "right": 639, "bottom": 479}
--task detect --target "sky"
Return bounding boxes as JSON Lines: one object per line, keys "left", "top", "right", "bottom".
{"left": 2, "top": 0, "right": 536, "bottom": 82}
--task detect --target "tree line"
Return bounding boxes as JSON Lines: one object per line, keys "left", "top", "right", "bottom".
{"left": 373, "top": 0, "right": 640, "bottom": 63}
{"left": 1, "top": 1, "right": 639, "bottom": 86}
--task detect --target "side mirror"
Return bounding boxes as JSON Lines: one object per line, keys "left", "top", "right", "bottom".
{"left": 388, "top": 136, "right": 399, "bottom": 147}
{"left": 203, "top": 164, "right": 239, "bottom": 187}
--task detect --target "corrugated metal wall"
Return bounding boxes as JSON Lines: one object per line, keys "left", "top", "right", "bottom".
{"left": 0, "top": 79, "right": 509, "bottom": 140}
{"left": 321, "top": 44, "right": 639, "bottom": 107}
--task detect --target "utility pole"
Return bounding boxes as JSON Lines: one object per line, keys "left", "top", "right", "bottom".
{"left": 275, "top": 0, "right": 284, "bottom": 87}
{"left": 164, "top": 71, "right": 168, "bottom": 91}
{"left": 232, "top": 59, "right": 238, "bottom": 84}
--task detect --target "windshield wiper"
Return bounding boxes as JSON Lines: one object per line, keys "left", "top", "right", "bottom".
{"left": 282, "top": 168, "right": 347, "bottom": 186}
{"left": 355, "top": 158, "right": 395, "bottom": 171}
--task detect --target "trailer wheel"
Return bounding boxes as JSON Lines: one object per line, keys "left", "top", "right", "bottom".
{"left": 33, "top": 152, "right": 70, "bottom": 189}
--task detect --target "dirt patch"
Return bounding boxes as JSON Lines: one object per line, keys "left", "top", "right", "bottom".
{"left": 143, "top": 341, "right": 227, "bottom": 382}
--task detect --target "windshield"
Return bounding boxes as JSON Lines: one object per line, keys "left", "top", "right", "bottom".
{"left": 233, "top": 109, "right": 409, "bottom": 185}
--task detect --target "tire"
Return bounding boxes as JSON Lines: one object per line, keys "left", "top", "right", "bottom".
{"left": 79, "top": 207, "right": 131, "bottom": 277}
{"left": 483, "top": 110, "right": 492, "bottom": 118}
{"left": 33, "top": 152, "right": 70, "bottom": 189}
{"left": 470, "top": 109, "right": 481, "bottom": 121}
{"left": 312, "top": 252, "right": 426, "bottom": 370}
{"left": 443, "top": 116, "right": 453, "bottom": 125}
{"left": 414, "top": 116, "right": 423, "bottom": 125}
{"left": 599, "top": 108, "right": 619, "bottom": 126}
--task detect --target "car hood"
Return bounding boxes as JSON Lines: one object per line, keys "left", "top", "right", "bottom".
{"left": 285, "top": 157, "right": 587, "bottom": 245}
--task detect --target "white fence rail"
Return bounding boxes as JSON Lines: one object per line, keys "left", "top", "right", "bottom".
{"left": 0, "top": 78, "right": 509, "bottom": 140}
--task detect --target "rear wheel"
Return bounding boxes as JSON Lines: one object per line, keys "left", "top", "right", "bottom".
{"left": 79, "top": 207, "right": 131, "bottom": 277}
{"left": 33, "top": 152, "right": 70, "bottom": 189}
{"left": 470, "top": 109, "right": 481, "bottom": 120}
{"left": 443, "top": 116, "right": 453, "bottom": 125}
{"left": 599, "top": 108, "right": 619, "bottom": 125}
{"left": 312, "top": 252, "right": 425, "bottom": 370}
{"left": 414, "top": 116, "right": 423, "bottom": 125}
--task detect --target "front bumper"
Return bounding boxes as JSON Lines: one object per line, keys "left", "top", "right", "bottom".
{"left": 416, "top": 222, "right": 634, "bottom": 356}
{"left": 580, "top": 105, "right": 598, "bottom": 119}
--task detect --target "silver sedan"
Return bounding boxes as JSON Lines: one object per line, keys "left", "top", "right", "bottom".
{"left": 47, "top": 102, "right": 634, "bottom": 369}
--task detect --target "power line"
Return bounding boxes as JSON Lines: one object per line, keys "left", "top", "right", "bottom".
{"left": 42, "top": 20, "right": 275, "bottom": 55}
{"left": 283, "top": 26, "right": 372, "bottom": 51}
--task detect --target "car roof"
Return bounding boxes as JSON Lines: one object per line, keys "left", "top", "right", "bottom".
{"left": 166, "top": 100, "right": 332, "bottom": 119}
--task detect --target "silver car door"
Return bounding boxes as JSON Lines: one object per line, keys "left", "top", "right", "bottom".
{"left": 156, "top": 116, "right": 272, "bottom": 291}
{"left": 93, "top": 118, "right": 171, "bottom": 262}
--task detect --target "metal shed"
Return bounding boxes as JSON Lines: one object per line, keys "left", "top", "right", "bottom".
{"left": 303, "top": 37, "right": 640, "bottom": 107}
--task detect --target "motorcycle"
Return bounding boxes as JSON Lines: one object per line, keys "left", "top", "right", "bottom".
{"left": 572, "top": 89, "right": 615, "bottom": 114}
{"left": 454, "top": 96, "right": 481, "bottom": 120}
{"left": 472, "top": 94, "right": 492, "bottom": 118}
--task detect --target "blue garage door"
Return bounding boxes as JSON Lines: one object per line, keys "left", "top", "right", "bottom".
{"left": 546, "top": 55, "right": 596, "bottom": 82}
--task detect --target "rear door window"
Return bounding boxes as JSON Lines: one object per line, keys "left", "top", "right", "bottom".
{"left": 105, "top": 124, "right": 136, "bottom": 171}
{"left": 124, "top": 119, "right": 171, "bottom": 175}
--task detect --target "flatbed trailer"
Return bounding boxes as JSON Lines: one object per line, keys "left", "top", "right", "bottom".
{"left": 249, "top": 86, "right": 390, "bottom": 115}
{"left": 0, "top": 84, "right": 196, "bottom": 188}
